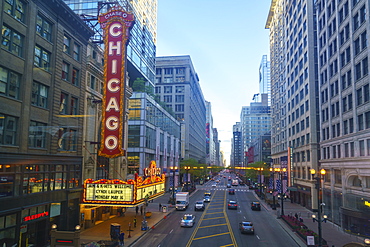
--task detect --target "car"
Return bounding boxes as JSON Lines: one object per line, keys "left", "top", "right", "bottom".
{"left": 228, "top": 200, "right": 238, "bottom": 209}
{"left": 227, "top": 184, "right": 231, "bottom": 188}
{"left": 212, "top": 183, "right": 217, "bottom": 187}
{"left": 239, "top": 221, "right": 254, "bottom": 234}
{"left": 204, "top": 192, "right": 211, "bottom": 197}
{"left": 180, "top": 214, "right": 196, "bottom": 227}
{"left": 228, "top": 189, "right": 235, "bottom": 195}
{"left": 203, "top": 196, "right": 211, "bottom": 203}
{"left": 251, "top": 201, "right": 261, "bottom": 211}
{"left": 194, "top": 201, "right": 205, "bottom": 211}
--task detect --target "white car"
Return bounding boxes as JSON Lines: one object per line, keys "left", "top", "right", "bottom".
{"left": 212, "top": 183, "right": 217, "bottom": 187}
{"left": 180, "top": 214, "right": 195, "bottom": 227}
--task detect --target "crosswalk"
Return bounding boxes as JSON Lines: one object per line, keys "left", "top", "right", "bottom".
{"left": 198, "top": 186, "right": 251, "bottom": 192}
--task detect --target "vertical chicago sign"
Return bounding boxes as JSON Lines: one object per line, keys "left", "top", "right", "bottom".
{"left": 98, "top": 7, "right": 134, "bottom": 158}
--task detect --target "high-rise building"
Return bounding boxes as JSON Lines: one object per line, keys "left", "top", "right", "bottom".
{"left": 267, "top": 0, "right": 320, "bottom": 210}
{"left": 206, "top": 101, "right": 216, "bottom": 166}
{"left": 63, "top": 0, "right": 157, "bottom": 86}
{"left": 316, "top": 0, "right": 370, "bottom": 235}
{"left": 241, "top": 94, "right": 271, "bottom": 165}
{"left": 0, "top": 0, "right": 94, "bottom": 245}
{"left": 155, "top": 56, "right": 207, "bottom": 163}
{"left": 232, "top": 123, "right": 243, "bottom": 167}
{"left": 259, "top": 55, "right": 271, "bottom": 105}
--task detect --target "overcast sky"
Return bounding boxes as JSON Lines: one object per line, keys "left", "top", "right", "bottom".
{"left": 156, "top": 0, "right": 271, "bottom": 165}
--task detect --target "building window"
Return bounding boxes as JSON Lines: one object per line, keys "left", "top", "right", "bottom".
{"left": 29, "top": 121, "right": 46, "bottom": 148}
{"left": 72, "top": 68, "right": 79, "bottom": 86}
{"left": 365, "top": 111, "right": 370, "bottom": 129}
{"left": 31, "top": 81, "right": 48, "bottom": 108}
{"left": 62, "top": 62, "right": 69, "bottom": 81}
{"left": 60, "top": 93, "right": 68, "bottom": 114}
{"left": 73, "top": 43, "right": 80, "bottom": 61}
{"left": 175, "top": 104, "right": 184, "bottom": 112}
{"left": 58, "top": 128, "right": 77, "bottom": 151}
{"left": 163, "top": 95, "right": 172, "bottom": 103}
{"left": 164, "top": 68, "right": 172, "bottom": 74}
{"left": 36, "top": 14, "right": 52, "bottom": 41}
{"left": 70, "top": 97, "right": 78, "bottom": 115}
{"left": 34, "top": 46, "right": 50, "bottom": 71}
{"left": 0, "top": 113, "right": 17, "bottom": 145}
{"left": 358, "top": 114, "right": 364, "bottom": 131}
{"left": 1, "top": 25, "right": 23, "bottom": 57}
{"left": 359, "top": 140, "right": 365, "bottom": 156}
{"left": 155, "top": 86, "right": 161, "bottom": 94}
{"left": 164, "top": 86, "right": 172, "bottom": 93}
{"left": 175, "top": 86, "right": 184, "bottom": 93}
{"left": 176, "top": 67, "right": 185, "bottom": 74}
{"left": 63, "top": 35, "right": 70, "bottom": 54}
{"left": 0, "top": 66, "right": 20, "bottom": 99}
{"left": 4, "top": 0, "right": 26, "bottom": 22}
{"left": 89, "top": 74, "right": 96, "bottom": 90}
{"left": 175, "top": 95, "right": 184, "bottom": 102}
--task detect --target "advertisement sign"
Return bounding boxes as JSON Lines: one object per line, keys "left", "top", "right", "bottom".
{"left": 98, "top": 7, "right": 134, "bottom": 158}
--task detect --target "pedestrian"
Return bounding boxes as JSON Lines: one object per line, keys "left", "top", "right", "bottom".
{"left": 135, "top": 206, "right": 139, "bottom": 215}
{"left": 294, "top": 213, "right": 298, "bottom": 219}
{"left": 159, "top": 203, "right": 162, "bottom": 211}
{"left": 133, "top": 217, "right": 137, "bottom": 228}
{"left": 140, "top": 205, "right": 143, "bottom": 215}
{"left": 119, "top": 231, "right": 124, "bottom": 246}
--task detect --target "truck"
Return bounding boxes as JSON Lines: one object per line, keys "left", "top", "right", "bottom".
{"left": 175, "top": 192, "right": 189, "bottom": 210}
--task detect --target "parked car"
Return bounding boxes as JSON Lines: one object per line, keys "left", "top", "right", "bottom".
{"left": 228, "top": 200, "right": 238, "bottom": 209}
{"left": 203, "top": 196, "right": 211, "bottom": 203}
{"left": 180, "top": 214, "right": 195, "bottom": 227}
{"left": 228, "top": 189, "right": 235, "bottom": 195}
{"left": 251, "top": 201, "right": 261, "bottom": 211}
{"left": 239, "top": 221, "right": 254, "bottom": 234}
{"left": 194, "top": 201, "right": 205, "bottom": 211}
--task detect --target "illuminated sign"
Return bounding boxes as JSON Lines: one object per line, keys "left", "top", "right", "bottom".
{"left": 98, "top": 7, "right": 134, "bottom": 158}
{"left": 365, "top": 201, "right": 370, "bottom": 207}
{"left": 23, "top": 211, "right": 49, "bottom": 222}
{"left": 83, "top": 162, "right": 165, "bottom": 206}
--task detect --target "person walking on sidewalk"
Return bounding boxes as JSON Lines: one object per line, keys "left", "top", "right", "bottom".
{"left": 133, "top": 217, "right": 137, "bottom": 228}
{"left": 159, "top": 203, "right": 162, "bottom": 211}
{"left": 140, "top": 205, "right": 143, "bottom": 215}
{"left": 135, "top": 206, "right": 139, "bottom": 215}
{"left": 119, "top": 231, "right": 125, "bottom": 246}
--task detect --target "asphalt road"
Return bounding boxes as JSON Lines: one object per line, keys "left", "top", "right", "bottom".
{"left": 132, "top": 174, "right": 301, "bottom": 247}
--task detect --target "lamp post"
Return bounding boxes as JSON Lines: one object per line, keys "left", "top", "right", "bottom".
{"left": 310, "top": 168, "right": 326, "bottom": 247}
{"left": 184, "top": 166, "right": 191, "bottom": 192}
{"left": 270, "top": 168, "right": 277, "bottom": 210}
{"left": 257, "top": 168, "right": 264, "bottom": 198}
{"left": 276, "top": 168, "right": 287, "bottom": 216}
{"left": 170, "top": 166, "right": 177, "bottom": 205}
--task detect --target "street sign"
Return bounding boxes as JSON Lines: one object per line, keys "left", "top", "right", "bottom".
{"left": 20, "top": 224, "right": 27, "bottom": 233}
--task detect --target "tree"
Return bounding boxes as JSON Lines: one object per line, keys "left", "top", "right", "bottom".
{"left": 132, "top": 77, "right": 153, "bottom": 94}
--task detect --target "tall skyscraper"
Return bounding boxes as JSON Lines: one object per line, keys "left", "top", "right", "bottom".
{"left": 155, "top": 56, "right": 207, "bottom": 163}
{"left": 206, "top": 101, "right": 216, "bottom": 166}
{"left": 259, "top": 55, "right": 271, "bottom": 105}
{"left": 316, "top": 0, "right": 370, "bottom": 234}
{"left": 240, "top": 94, "right": 271, "bottom": 165}
{"left": 64, "top": 0, "right": 157, "bottom": 86}
{"left": 232, "top": 122, "right": 243, "bottom": 167}
{"left": 267, "top": 0, "right": 320, "bottom": 210}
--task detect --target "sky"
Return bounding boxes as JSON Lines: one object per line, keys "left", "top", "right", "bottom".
{"left": 156, "top": 0, "right": 272, "bottom": 165}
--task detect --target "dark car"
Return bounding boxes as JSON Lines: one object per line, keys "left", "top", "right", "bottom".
{"left": 251, "top": 201, "right": 261, "bottom": 211}
{"left": 228, "top": 189, "right": 235, "bottom": 195}
{"left": 239, "top": 221, "right": 254, "bottom": 234}
{"left": 228, "top": 200, "right": 238, "bottom": 209}
{"left": 203, "top": 196, "right": 211, "bottom": 203}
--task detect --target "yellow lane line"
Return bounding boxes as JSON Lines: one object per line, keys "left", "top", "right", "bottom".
{"left": 223, "top": 189, "right": 237, "bottom": 246}
{"left": 198, "top": 223, "right": 228, "bottom": 229}
{"left": 220, "top": 244, "right": 235, "bottom": 247}
{"left": 205, "top": 211, "right": 224, "bottom": 215}
{"left": 193, "top": 232, "right": 230, "bottom": 241}
{"left": 202, "top": 216, "right": 225, "bottom": 220}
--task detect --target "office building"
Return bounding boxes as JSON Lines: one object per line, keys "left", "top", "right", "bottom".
{"left": 259, "top": 55, "right": 271, "bottom": 105}
{"left": 316, "top": 0, "right": 370, "bottom": 235}
{"left": 155, "top": 55, "right": 207, "bottom": 163}
{"left": 267, "top": 0, "right": 320, "bottom": 210}
{"left": 232, "top": 122, "right": 243, "bottom": 167}
{"left": 0, "top": 0, "right": 94, "bottom": 245}
{"left": 206, "top": 101, "right": 216, "bottom": 166}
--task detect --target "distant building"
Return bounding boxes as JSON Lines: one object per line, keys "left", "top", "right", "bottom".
{"left": 240, "top": 94, "right": 271, "bottom": 165}
{"left": 232, "top": 123, "right": 243, "bottom": 167}
{"left": 206, "top": 101, "right": 216, "bottom": 165}
{"left": 259, "top": 55, "right": 271, "bottom": 106}
{"left": 155, "top": 56, "right": 207, "bottom": 163}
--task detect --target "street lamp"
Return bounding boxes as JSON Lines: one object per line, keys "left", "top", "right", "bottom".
{"left": 269, "top": 168, "right": 277, "bottom": 210}
{"left": 310, "top": 168, "right": 326, "bottom": 247}
{"left": 257, "top": 168, "right": 264, "bottom": 198}
{"left": 184, "top": 166, "right": 191, "bottom": 191}
{"left": 170, "top": 166, "right": 177, "bottom": 205}
{"left": 276, "top": 168, "right": 287, "bottom": 216}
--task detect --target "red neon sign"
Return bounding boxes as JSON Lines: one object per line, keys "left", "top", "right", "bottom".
{"left": 23, "top": 211, "right": 49, "bottom": 222}
{"left": 98, "top": 7, "right": 134, "bottom": 158}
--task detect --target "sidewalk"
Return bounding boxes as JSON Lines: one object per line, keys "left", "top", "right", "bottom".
{"left": 258, "top": 193, "right": 365, "bottom": 247}
{"left": 80, "top": 193, "right": 176, "bottom": 246}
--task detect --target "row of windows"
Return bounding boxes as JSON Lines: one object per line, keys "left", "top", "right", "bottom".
{"left": 162, "top": 95, "right": 185, "bottom": 103}
{"left": 156, "top": 67, "right": 186, "bottom": 75}
{"left": 322, "top": 138, "right": 370, "bottom": 160}
{"left": 288, "top": 117, "right": 310, "bottom": 136}
{"left": 289, "top": 133, "right": 310, "bottom": 149}
{"left": 0, "top": 113, "right": 78, "bottom": 150}
{"left": 155, "top": 85, "right": 185, "bottom": 94}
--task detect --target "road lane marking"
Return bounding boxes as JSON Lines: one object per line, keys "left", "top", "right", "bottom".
{"left": 193, "top": 232, "right": 230, "bottom": 240}
{"left": 198, "top": 223, "right": 228, "bottom": 228}
{"left": 169, "top": 229, "right": 173, "bottom": 234}
{"left": 202, "top": 216, "right": 225, "bottom": 220}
